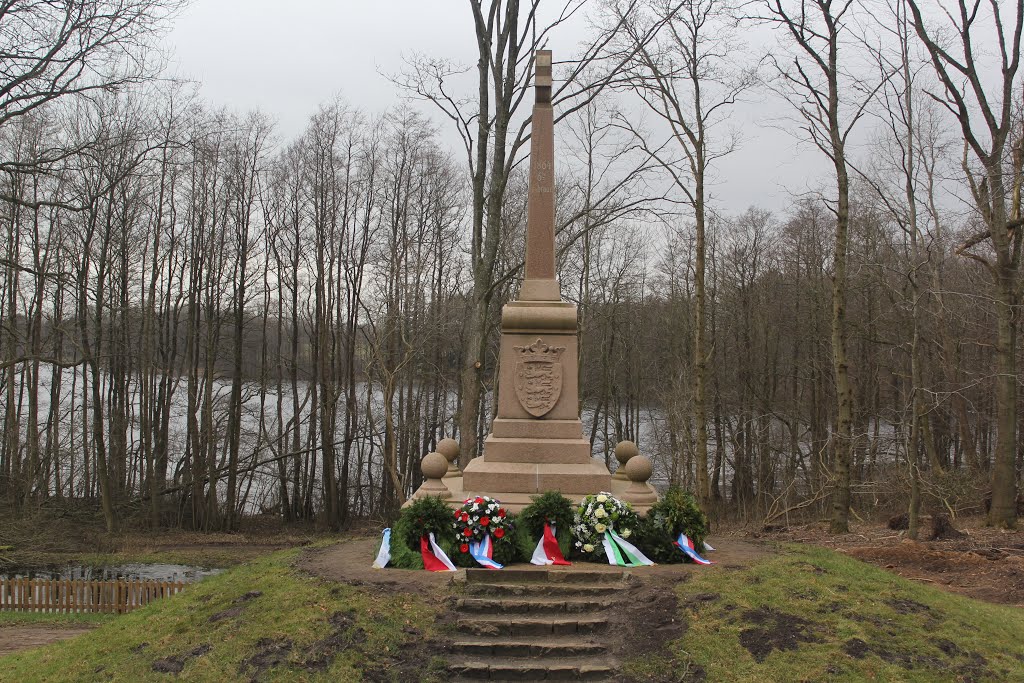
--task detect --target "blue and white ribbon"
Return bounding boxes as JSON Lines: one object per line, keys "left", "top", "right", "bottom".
{"left": 674, "top": 532, "right": 712, "bottom": 565}
{"left": 372, "top": 528, "right": 391, "bottom": 569}
{"left": 469, "top": 533, "right": 503, "bottom": 569}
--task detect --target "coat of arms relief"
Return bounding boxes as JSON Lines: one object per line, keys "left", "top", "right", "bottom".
{"left": 513, "top": 338, "right": 565, "bottom": 417}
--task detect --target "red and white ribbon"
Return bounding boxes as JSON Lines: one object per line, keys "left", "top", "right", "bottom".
{"left": 420, "top": 532, "right": 457, "bottom": 571}
{"left": 530, "top": 522, "right": 571, "bottom": 566}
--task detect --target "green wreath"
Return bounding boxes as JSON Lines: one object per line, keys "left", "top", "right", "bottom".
{"left": 514, "top": 490, "right": 575, "bottom": 561}
{"left": 636, "top": 487, "right": 709, "bottom": 564}
{"left": 389, "top": 495, "right": 458, "bottom": 569}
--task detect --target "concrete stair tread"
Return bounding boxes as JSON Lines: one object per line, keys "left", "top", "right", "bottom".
{"left": 457, "top": 614, "right": 609, "bottom": 637}
{"left": 464, "top": 582, "right": 622, "bottom": 597}
{"left": 465, "top": 568, "right": 629, "bottom": 584}
{"left": 456, "top": 596, "right": 613, "bottom": 612}
{"left": 447, "top": 654, "right": 620, "bottom": 677}
{"left": 450, "top": 634, "right": 610, "bottom": 657}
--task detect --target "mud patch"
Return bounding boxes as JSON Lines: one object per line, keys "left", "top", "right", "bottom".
{"left": 684, "top": 592, "right": 720, "bottom": 609}
{"left": 887, "top": 597, "right": 930, "bottom": 614}
{"left": 208, "top": 605, "right": 246, "bottom": 622}
{"left": 843, "top": 638, "right": 869, "bottom": 659}
{"left": 296, "top": 610, "right": 367, "bottom": 672}
{"left": 737, "top": 608, "right": 821, "bottom": 663}
{"left": 239, "top": 638, "right": 293, "bottom": 681}
{"left": 151, "top": 644, "right": 212, "bottom": 675}
{"left": 616, "top": 577, "right": 686, "bottom": 655}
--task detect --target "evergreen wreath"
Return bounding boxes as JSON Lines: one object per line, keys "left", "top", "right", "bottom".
{"left": 389, "top": 495, "right": 458, "bottom": 569}
{"left": 636, "top": 487, "right": 709, "bottom": 564}
{"left": 514, "top": 490, "right": 575, "bottom": 561}
{"left": 451, "top": 495, "right": 518, "bottom": 567}
{"left": 571, "top": 492, "right": 640, "bottom": 562}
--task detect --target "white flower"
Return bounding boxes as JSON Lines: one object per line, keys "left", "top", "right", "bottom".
{"left": 595, "top": 523, "right": 606, "bottom": 533}
{"left": 594, "top": 507, "right": 607, "bottom": 519}
{"left": 583, "top": 544, "right": 595, "bottom": 553}
{"left": 621, "top": 529, "right": 631, "bottom": 538}
{"left": 596, "top": 494, "right": 607, "bottom": 503}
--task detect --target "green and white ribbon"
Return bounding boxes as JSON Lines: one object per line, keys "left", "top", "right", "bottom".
{"left": 602, "top": 530, "right": 654, "bottom": 567}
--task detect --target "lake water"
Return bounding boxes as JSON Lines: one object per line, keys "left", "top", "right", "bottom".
{"left": 1, "top": 563, "right": 221, "bottom": 582}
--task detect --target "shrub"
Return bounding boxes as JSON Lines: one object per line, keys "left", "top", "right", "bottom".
{"left": 637, "top": 487, "right": 709, "bottom": 564}
{"left": 514, "top": 490, "right": 576, "bottom": 561}
{"left": 389, "top": 495, "right": 458, "bottom": 569}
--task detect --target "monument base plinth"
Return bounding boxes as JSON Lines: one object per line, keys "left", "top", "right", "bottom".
{"left": 461, "top": 458, "right": 612, "bottom": 494}
{"left": 409, "top": 471, "right": 654, "bottom": 516}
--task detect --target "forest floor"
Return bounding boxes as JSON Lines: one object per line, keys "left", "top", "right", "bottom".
{"left": 748, "top": 515, "right": 1024, "bottom": 607}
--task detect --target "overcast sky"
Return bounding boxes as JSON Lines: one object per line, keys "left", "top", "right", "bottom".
{"left": 165, "top": 0, "right": 839, "bottom": 215}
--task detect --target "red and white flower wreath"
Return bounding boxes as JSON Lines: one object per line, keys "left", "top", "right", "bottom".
{"left": 452, "top": 495, "right": 510, "bottom": 555}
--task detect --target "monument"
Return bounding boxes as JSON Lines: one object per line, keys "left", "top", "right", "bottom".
{"left": 410, "top": 50, "right": 657, "bottom": 513}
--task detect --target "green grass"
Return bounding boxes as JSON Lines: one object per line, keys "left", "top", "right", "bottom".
{"left": 0, "top": 611, "right": 113, "bottom": 627}
{"left": 0, "top": 548, "right": 444, "bottom": 682}
{"left": 644, "top": 543, "right": 1024, "bottom": 682}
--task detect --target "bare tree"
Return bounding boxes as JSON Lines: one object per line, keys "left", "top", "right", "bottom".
{"left": 760, "top": 0, "right": 885, "bottom": 533}
{"left": 610, "top": 0, "right": 757, "bottom": 511}
{"left": 906, "top": 0, "right": 1023, "bottom": 528}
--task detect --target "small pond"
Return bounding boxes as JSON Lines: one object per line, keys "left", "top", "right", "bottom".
{"left": 1, "top": 563, "right": 222, "bottom": 583}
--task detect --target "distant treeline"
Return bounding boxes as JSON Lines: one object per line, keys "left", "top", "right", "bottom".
{"left": 0, "top": 0, "right": 1020, "bottom": 534}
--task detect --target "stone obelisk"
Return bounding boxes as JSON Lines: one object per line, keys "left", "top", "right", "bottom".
{"left": 461, "top": 50, "right": 612, "bottom": 496}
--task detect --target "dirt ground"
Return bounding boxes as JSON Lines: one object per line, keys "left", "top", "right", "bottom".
{"left": 752, "top": 516, "right": 1024, "bottom": 607}
{"left": 0, "top": 625, "right": 94, "bottom": 658}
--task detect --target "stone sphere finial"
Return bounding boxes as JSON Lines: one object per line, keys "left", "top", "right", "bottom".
{"left": 622, "top": 454, "right": 657, "bottom": 505}
{"left": 419, "top": 452, "right": 450, "bottom": 494}
{"left": 436, "top": 438, "right": 461, "bottom": 479}
{"left": 613, "top": 440, "right": 639, "bottom": 480}
{"left": 436, "top": 438, "right": 460, "bottom": 463}
{"left": 615, "top": 440, "right": 639, "bottom": 466}
{"left": 624, "top": 454, "right": 653, "bottom": 483}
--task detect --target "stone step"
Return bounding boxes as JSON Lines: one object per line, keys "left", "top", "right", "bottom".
{"left": 450, "top": 635, "right": 609, "bottom": 658}
{"left": 447, "top": 654, "right": 619, "bottom": 681}
{"left": 464, "top": 581, "right": 622, "bottom": 598}
{"left": 456, "top": 596, "right": 613, "bottom": 614}
{"left": 456, "top": 615, "right": 609, "bottom": 637}
{"left": 465, "top": 568, "right": 628, "bottom": 584}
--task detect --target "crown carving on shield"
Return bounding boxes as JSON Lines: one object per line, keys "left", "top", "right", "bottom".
{"left": 513, "top": 338, "right": 565, "bottom": 360}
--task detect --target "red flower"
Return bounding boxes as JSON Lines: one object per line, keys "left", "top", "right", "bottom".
{"left": 498, "top": 509, "right": 506, "bottom": 518}
{"left": 481, "top": 517, "right": 490, "bottom": 526}
{"left": 460, "top": 543, "right": 469, "bottom": 553}
{"left": 463, "top": 528, "right": 473, "bottom": 537}
{"left": 494, "top": 528, "right": 505, "bottom": 539}
{"left": 454, "top": 509, "right": 461, "bottom": 519}
{"left": 475, "top": 497, "right": 484, "bottom": 504}
{"left": 461, "top": 512, "right": 469, "bottom": 522}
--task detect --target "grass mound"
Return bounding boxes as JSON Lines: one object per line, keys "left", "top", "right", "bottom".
{"left": 0, "top": 547, "right": 446, "bottom": 682}
{"left": 626, "top": 543, "right": 1024, "bottom": 682}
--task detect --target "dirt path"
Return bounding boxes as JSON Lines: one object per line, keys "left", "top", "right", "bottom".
{"left": 297, "top": 533, "right": 766, "bottom": 588}
{"left": 0, "top": 625, "right": 94, "bottom": 658}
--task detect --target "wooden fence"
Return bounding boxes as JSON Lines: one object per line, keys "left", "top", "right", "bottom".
{"left": 0, "top": 578, "right": 186, "bottom": 614}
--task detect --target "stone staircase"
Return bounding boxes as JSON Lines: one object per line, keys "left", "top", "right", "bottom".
{"left": 447, "top": 568, "right": 628, "bottom": 682}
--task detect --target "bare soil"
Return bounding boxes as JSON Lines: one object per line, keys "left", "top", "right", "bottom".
{"left": 0, "top": 625, "right": 94, "bottom": 658}
{"left": 750, "top": 515, "right": 1024, "bottom": 607}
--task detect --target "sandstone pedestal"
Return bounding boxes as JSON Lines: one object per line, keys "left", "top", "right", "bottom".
{"left": 462, "top": 301, "right": 611, "bottom": 495}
